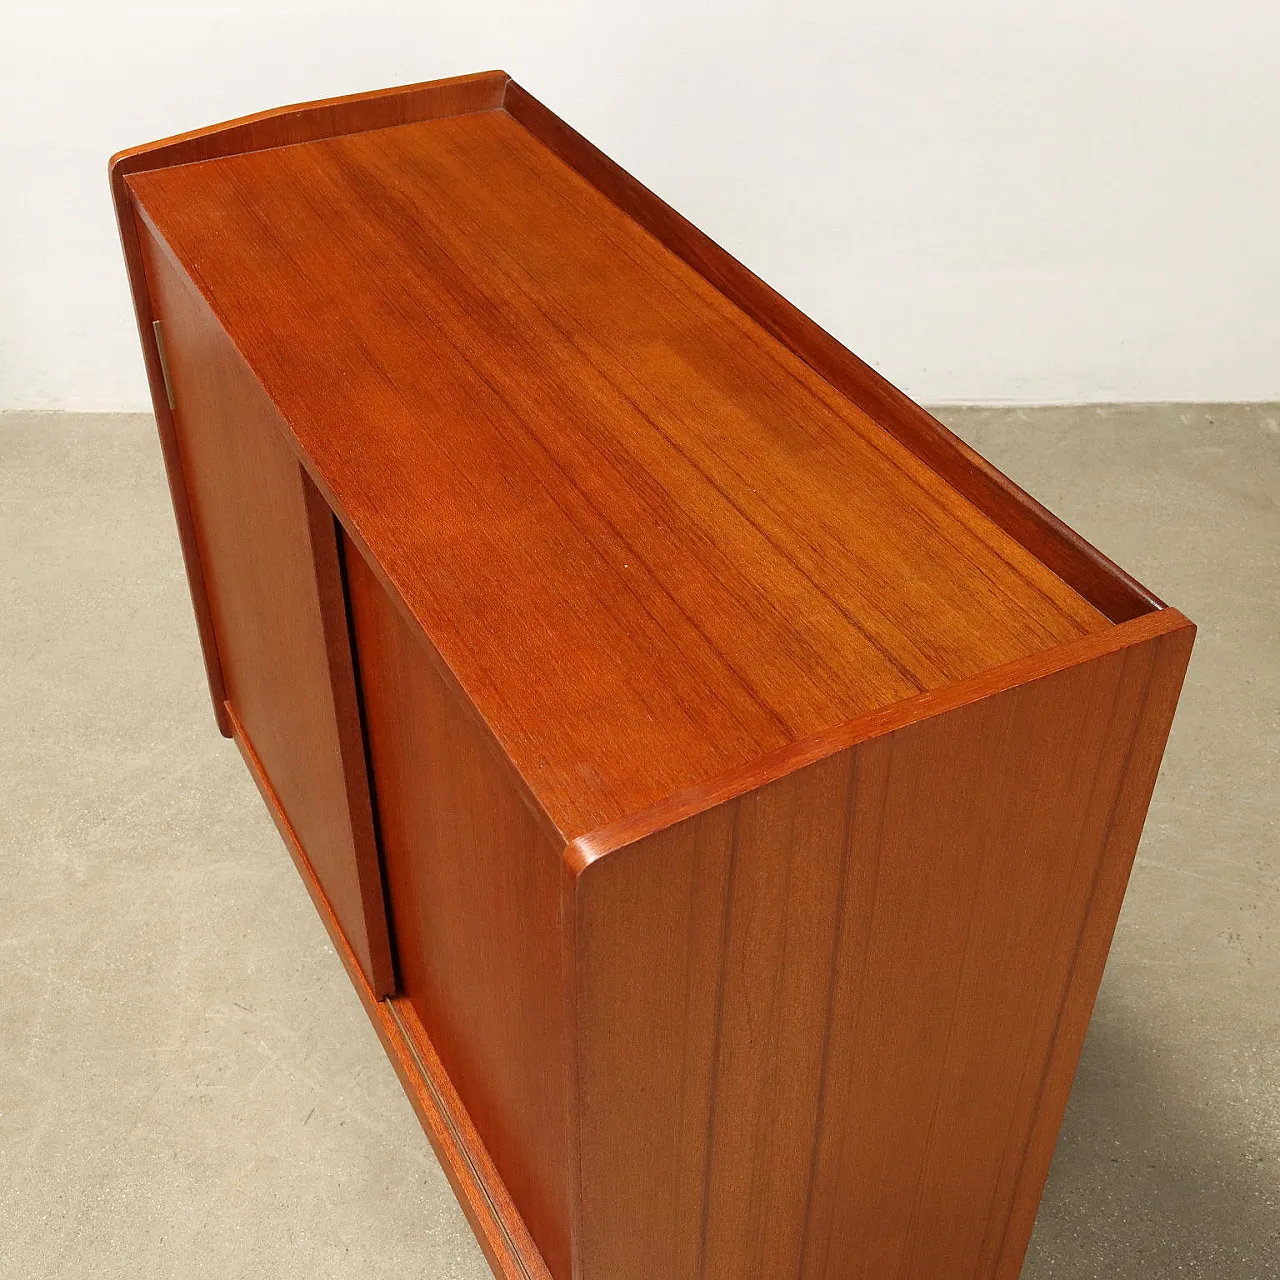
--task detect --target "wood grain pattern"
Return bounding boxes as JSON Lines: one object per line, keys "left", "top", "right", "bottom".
{"left": 344, "top": 542, "right": 573, "bottom": 1280}
{"left": 127, "top": 106, "right": 1113, "bottom": 840}
{"left": 502, "top": 79, "right": 1160, "bottom": 626}
{"left": 227, "top": 705, "right": 551, "bottom": 1280}
{"left": 140, "top": 221, "right": 393, "bottom": 992}
{"left": 570, "top": 616, "right": 1193, "bottom": 1280}
{"left": 111, "top": 70, "right": 1158, "bottom": 639}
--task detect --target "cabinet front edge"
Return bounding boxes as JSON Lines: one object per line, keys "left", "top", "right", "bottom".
{"left": 564, "top": 607, "right": 1195, "bottom": 873}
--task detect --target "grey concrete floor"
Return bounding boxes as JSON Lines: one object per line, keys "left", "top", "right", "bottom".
{"left": 1, "top": 405, "right": 1276, "bottom": 1278}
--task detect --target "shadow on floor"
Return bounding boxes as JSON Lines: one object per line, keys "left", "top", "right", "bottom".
{"left": 1024, "top": 993, "right": 1279, "bottom": 1279}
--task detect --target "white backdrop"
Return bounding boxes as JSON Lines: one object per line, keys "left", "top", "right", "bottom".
{"left": 3, "top": 0, "right": 1277, "bottom": 410}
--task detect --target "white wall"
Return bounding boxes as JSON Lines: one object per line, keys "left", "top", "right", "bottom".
{"left": 3, "top": 0, "right": 1277, "bottom": 410}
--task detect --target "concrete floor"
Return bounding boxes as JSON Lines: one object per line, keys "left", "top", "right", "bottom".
{"left": 1, "top": 405, "right": 1276, "bottom": 1278}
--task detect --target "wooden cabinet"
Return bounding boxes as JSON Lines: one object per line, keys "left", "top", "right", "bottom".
{"left": 111, "top": 71, "right": 1194, "bottom": 1280}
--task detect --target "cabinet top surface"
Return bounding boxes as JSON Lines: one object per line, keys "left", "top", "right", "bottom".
{"left": 129, "top": 105, "right": 1112, "bottom": 839}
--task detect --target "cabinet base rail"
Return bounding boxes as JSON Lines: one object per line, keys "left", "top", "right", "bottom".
{"left": 227, "top": 703, "right": 552, "bottom": 1280}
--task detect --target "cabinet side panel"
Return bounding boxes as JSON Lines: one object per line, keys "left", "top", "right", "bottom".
{"left": 572, "top": 623, "right": 1192, "bottom": 1280}
{"left": 139, "top": 222, "right": 392, "bottom": 991}
{"left": 343, "top": 544, "right": 572, "bottom": 1280}
{"left": 799, "top": 635, "right": 1181, "bottom": 1279}
{"left": 987, "top": 621, "right": 1194, "bottom": 1279}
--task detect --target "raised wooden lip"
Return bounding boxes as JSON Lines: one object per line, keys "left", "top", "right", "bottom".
{"left": 112, "top": 69, "right": 1161, "bottom": 630}
{"left": 499, "top": 80, "right": 1165, "bottom": 627}
{"left": 113, "top": 69, "right": 1177, "bottom": 855}
{"left": 565, "top": 606, "right": 1196, "bottom": 872}
{"left": 108, "top": 70, "right": 511, "bottom": 181}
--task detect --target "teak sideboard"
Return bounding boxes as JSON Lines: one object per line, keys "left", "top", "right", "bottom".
{"left": 111, "top": 71, "right": 1194, "bottom": 1280}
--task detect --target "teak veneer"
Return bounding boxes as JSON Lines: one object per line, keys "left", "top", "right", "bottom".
{"left": 112, "top": 70, "right": 1194, "bottom": 1280}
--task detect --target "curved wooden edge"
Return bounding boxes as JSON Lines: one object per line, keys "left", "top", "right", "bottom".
{"left": 228, "top": 704, "right": 551, "bottom": 1280}
{"left": 564, "top": 607, "right": 1196, "bottom": 873}
{"left": 109, "top": 70, "right": 509, "bottom": 182}
{"left": 502, "top": 78, "right": 1163, "bottom": 626}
